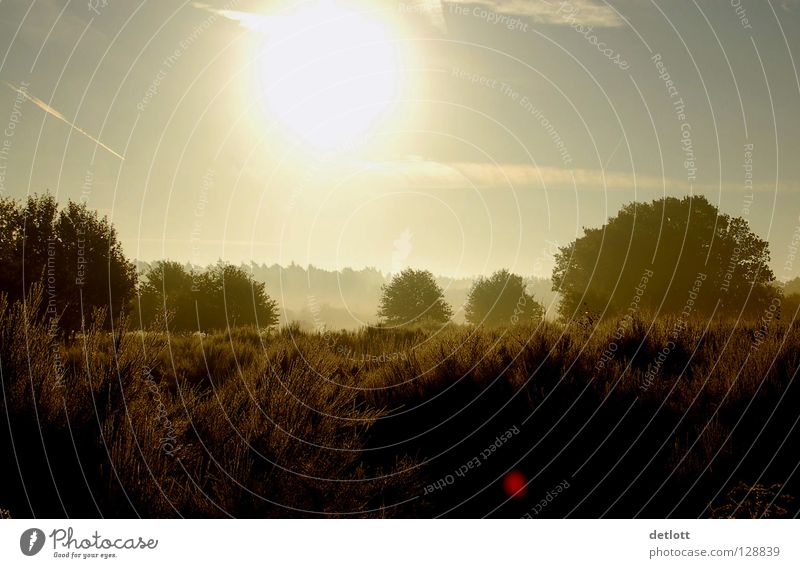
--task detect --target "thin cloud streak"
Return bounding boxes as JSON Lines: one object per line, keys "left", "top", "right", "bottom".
{"left": 4, "top": 82, "right": 124, "bottom": 161}
{"left": 359, "top": 159, "right": 681, "bottom": 191}
{"left": 354, "top": 159, "right": 792, "bottom": 193}
{"left": 193, "top": 0, "right": 623, "bottom": 33}
{"left": 446, "top": 0, "right": 623, "bottom": 28}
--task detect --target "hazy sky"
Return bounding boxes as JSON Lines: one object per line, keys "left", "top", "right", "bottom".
{"left": 0, "top": 0, "right": 798, "bottom": 278}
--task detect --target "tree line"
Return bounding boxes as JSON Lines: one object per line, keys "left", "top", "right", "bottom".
{"left": 0, "top": 194, "right": 278, "bottom": 333}
{"left": 0, "top": 193, "right": 795, "bottom": 334}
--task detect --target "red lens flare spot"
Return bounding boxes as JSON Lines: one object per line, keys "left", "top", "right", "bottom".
{"left": 503, "top": 470, "right": 528, "bottom": 499}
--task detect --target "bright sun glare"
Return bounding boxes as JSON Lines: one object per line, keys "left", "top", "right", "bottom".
{"left": 257, "top": 1, "right": 401, "bottom": 151}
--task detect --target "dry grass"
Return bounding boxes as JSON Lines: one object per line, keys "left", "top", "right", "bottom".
{"left": 1, "top": 287, "right": 798, "bottom": 518}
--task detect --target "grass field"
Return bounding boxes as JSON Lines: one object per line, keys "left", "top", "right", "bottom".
{"left": 1, "top": 286, "right": 798, "bottom": 518}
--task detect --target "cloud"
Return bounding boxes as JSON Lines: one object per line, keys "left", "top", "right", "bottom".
{"left": 400, "top": 1, "right": 625, "bottom": 31}
{"left": 4, "top": 82, "right": 124, "bottom": 160}
{"left": 191, "top": 2, "right": 273, "bottom": 31}
{"left": 401, "top": 0, "right": 448, "bottom": 32}
{"left": 357, "top": 159, "right": 681, "bottom": 192}
{"left": 343, "top": 159, "right": 795, "bottom": 194}
{"left": 193, "top": 0, "right": 623, "bottom": 35}
{"left": 446, "top": 0, "right": 623, "bottom": 28}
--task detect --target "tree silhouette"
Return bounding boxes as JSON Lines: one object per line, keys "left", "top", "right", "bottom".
{"left": 195, "top": 263, "right": 279, "bottom": 331}
{"left": 137, "top": 261, "right": 198, "bottom": 330}
{"left": 55, "top": 200, "right": 137, "bottom": 332}
{"left": 0, "top": 197, "right": 24, "bottom": 297}
{"left": 17, "top": 194, "right": 58, "bottom": 297}
{"left": 552, "top": 196, "right": 774, "bottom": 320}
{"left": 465, "top": 269, "right": 544, "bottom": 327}
{"left": 785, "top": 277, "right": 800, "bottom": 296}
{"left": 0, "top": 194, "right": 136, "bottom": 333}
{"left": 138, "top": 262, "right": 279, "bottom": 332}
{"left": 377, "top": 268, "right": 452, "bottom": 326}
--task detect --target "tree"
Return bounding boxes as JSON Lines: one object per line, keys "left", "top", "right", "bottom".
{"left": 377, "top": 268, "right": 452, "bottom": 326}
{"left": 785, "top": 277, "right": 800, "bottom": 297}
{"left": 195, "top": 263, "right": 279, "bottom": 331}
{"left": 138, "top": 262, "right": 279, "bottom": 332}
{"left": 0, "top": 197, "right": 23, "bottom": 296}
{"left": 18, "top": 193, "right": 58, "bottom": 297}
{"left": 55, "top": 200, "right": 137, "bottom": 332}
{"left": 552, "top": 196, "right": 774, "bottom": 320}
{"left": 465, "top": 269, "right": 544, "bottom": 327}
{"left": 137, "top": 261, "right": 198, "bottom": 330}
{"left": 0, "top": 194, "right": 136, "bottom": 333}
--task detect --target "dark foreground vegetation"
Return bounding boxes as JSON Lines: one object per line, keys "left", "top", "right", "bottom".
{"left": 1, "top": 284, "right": 798, "bottom": 518}
{"left": 2, "top": 192, "right": 799, "bottom": 518}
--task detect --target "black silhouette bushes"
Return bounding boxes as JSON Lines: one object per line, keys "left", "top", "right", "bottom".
{"left": 552, "top": 196, "right": 776, "bottom": 321}
{"left": 0, "top": 193, "right": 136, "bottom": 334}
{"left": 137, "top": 261, "right": 279, "bottom": 333}
{"left": 465, "top": 269, "right": 545, "bottom": 327}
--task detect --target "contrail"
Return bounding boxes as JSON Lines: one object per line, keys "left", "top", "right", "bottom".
{"left": 603, "top": 135, "right": 624, "bottom": 170}
{"left": 4, "top": 81, "right": 125, "bottom": 160}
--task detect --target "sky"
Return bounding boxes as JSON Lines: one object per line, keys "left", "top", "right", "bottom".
{"left": 0, "top": 0, "right": 798, "bottom": 279}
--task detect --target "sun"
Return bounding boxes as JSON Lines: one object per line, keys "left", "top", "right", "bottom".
{"left": 256, "top": 1, "right": 401, "bottom": 152}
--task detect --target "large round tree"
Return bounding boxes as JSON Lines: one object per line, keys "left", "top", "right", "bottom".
{"left": 195, "top": 263, "right": 279, "bottom": 331}
{"left": 55, "top": 200, "right": 137, "bottom": 332}
{"left": 137, "top": 261, "right": 199, "bottom": 331}
{"left": 465, "top": 269, "right": 544, "bottom": 327}
{"left": 0, "top": 194, "right": 137, "bottom": 333}
{"left": 552, "top": 196, "right": 774, "bottom": 320}
{"left": 377, "top": 268, "right": 452, "bottom": 326}
{"left": 138, "top": 261, "right": 279, "bottom": 332}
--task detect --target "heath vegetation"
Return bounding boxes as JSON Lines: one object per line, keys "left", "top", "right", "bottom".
{"left": 1, "top": 194, "right": 798, "bottom": 518}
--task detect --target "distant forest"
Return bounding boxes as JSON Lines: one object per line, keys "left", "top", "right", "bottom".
{"left": 133, "top": 260, "right": 560, "bottom": 329}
